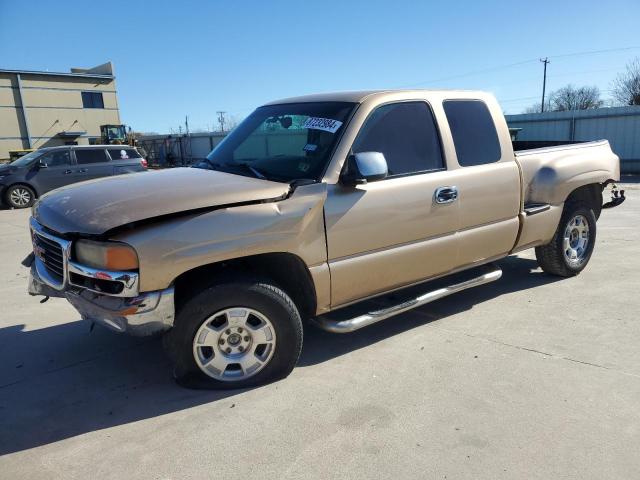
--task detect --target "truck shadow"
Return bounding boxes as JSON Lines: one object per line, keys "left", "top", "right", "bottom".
{"left": 299, "top": 255, "right": 558, "bottom": 366}
{"left": 0, "top": 255, "right": 558, "bottom": 455}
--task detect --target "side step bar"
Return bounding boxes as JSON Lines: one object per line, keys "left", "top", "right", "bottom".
{"left": 314, "top": 266, "right": 502, "bottom": 333}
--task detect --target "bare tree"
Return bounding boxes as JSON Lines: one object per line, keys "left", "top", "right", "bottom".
{"left": 612, "top": 58, "right": 640, "bottom": 106}
{"left": 225, "top": 114, "right": 238, "bottom": 131}
{"left": 523, "top": 101, "right": 550, "bottom": 114}
{"left": 549, "top": 85, "right": 603, "bottom": 111}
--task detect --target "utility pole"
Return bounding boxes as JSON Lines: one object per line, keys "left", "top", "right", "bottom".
{"left": 185, "top": 115, "right": 189, "bottom": 136}
{"left": 217, "top": 111, "right": 227, "bottom": 133}
{"left": 540, "top": 57, "right": 550, "bottom": 112}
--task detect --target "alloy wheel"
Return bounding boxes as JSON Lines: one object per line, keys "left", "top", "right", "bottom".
{"left": 10, "top": 187, "right": 31, "bottom": 207}
{"left": 563, "top": 214, "right": 590, "bottom": 265}
{"left": 192, "top": 307, "right": 277, "bottom": 382}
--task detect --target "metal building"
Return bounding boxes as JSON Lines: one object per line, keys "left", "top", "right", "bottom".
{"left": 506, "top": 106, "right": 640, "bottom": 174}
{"left": 0, "top": 62, "right": 120, "bottom": 160}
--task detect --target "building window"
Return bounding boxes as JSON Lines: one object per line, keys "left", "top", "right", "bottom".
{"left": 81, "top": 91, "right": 104, "bottom": 109}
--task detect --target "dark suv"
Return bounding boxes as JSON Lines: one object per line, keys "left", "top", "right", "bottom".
{"left": 0, "top": 145, "right": 147, "bottom": 208}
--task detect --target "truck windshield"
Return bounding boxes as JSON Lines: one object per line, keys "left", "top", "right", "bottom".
{"left": 200, "top": 102, "right": 356, "bottom": 183}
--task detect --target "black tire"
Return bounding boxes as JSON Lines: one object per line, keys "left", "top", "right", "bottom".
{"left": 164, "top": 279, "right": 303, "bottom": 389}
{"left": 5, "top": 184, "right": 35, "bottom": 209}
{"left": 535, "top": 201, "right": 597, "bottom": 277}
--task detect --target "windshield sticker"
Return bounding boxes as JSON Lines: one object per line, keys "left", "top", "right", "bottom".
{"left": 303, "top": 143, "right": 318, "bottom": 152}
{"left": 303, "top": 117, "right": 343, "bottom": 133}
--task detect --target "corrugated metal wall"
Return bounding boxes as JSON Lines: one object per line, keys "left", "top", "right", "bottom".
{"left": 506, "top": 106, "right": 640, "bottom": 174}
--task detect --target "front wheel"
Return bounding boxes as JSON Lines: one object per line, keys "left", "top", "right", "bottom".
{"left": 535, "top": 202, "right": 597, "bottom": 277}
{"left": 164, "top": 280, "right": 303, "bottom": 389}
{"left": 5, "top": 184, "right": 35, "bottom": 209}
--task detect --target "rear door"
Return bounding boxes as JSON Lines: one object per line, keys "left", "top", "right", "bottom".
{"left": 324, "top": 100, "right": 460, "bottom": 307}
{"left": 441, "top": 99, "right": 521, "bottom": 267}
{"left": 31, "top": 149, "right": 73, "bottom": 194}
{"left": 72, "top": 148, "right": 113, "bottom": 181}
{"left": 107, "top": 148, "right": 145, "bottom": 175}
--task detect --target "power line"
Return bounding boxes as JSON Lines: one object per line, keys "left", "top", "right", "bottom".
{"left": 394, "top": 58, "right": 539, "bottom": 88}
{"left": 548, "top": 46, "right": 640, "bottom": 60}
{"left": 499, "top": 95, "right": 540, "bottom": 103}
{"left": 393, "top": 45, "right": 640, "bottom": 89}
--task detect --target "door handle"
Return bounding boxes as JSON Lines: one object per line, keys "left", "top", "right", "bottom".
{"left": 63, "top": 170, "right": 72, "bottom": 175}
{"left": 435, "top": 186, "right": 458, "bottom": 204}
{"left": 76, "top": 168, "right": 88, "bottom": 173}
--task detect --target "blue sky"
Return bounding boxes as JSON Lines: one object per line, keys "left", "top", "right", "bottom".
{"left": 1, "top": 0, "right": 638, "bottom": 133}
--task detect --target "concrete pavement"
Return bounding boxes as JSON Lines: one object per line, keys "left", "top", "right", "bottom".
{"left": 1, "top": 182, "right": 639, "bottom": 479}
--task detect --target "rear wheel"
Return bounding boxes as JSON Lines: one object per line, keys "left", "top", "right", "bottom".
{"left": 5, "top": 184, "right": 35, "bottom": 209}
{"left": 535, "top": 202, "right": 596, "bottom": 277}
{"left": 165, "top": 279, "right": 303, "bottom": 389}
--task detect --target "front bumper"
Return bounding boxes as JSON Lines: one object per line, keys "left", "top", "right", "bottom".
{"left": 28, "top": 260, "right": 175, "bottom": 336}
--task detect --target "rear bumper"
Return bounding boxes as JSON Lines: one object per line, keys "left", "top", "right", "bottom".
{"left": 602, "top": 183, "right": 626, "bottom": 209}
{"left": 28, "top": 262, "right": 175, "bottom": 336}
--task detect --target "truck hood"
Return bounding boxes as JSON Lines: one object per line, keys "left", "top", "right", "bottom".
{"left": 32, "top": 168, "right": 291, "bottom": 235}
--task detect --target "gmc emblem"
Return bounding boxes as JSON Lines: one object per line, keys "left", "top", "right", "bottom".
{"left": 33, "top": 241, "right": 46, "bottom": 264}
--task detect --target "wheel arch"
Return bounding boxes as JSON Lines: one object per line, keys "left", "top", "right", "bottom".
{"left": 173, "top": 252, "right": 318, "bottom": 320}
{"left": 564, "top": 183, "right": 603, "bottom": 219}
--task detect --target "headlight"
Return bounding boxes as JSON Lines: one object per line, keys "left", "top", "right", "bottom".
{"left": 74, "top": 240, "right": 138, "bottom": 270}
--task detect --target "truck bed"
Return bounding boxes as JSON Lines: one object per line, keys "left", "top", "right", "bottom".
{"left": 512, "top": 140, "right": 585, "bottom": 152}
{"left": 514, "top": 140, "right": 619, "bottom": 206}
{"left": 509, "top": 140, "right": 620, "bottom": 253}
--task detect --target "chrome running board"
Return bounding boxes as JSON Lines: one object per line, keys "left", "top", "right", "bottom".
{"left": 314, "top": 266, "right": 502, "bottom": 333}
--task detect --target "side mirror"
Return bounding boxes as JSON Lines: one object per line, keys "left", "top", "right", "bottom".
{"left": 341, "top": 152, "right": 388, "bottom": 186}
{"left": 37, "top": 159, "right": 48, "bottom": 169}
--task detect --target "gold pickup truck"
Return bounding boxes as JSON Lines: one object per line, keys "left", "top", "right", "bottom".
{"left": 25, "top": 90, "right": 624, "bottom": 389}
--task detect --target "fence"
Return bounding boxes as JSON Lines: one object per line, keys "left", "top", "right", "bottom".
{"left": 136, "top": 132, "right": 227, "bottom": 168}
{"left": 136, "top": 130, "right": 309, "bottom": 168}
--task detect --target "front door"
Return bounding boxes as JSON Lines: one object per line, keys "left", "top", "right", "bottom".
{"left": 31, "top": 149, "right": 73, "bottom": 194}
{"left": 324, "top": 101, "right": 460, "bottom": 307}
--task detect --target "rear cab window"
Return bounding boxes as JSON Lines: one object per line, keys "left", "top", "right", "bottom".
{"left": 74, "top": 149, "right": 109, "bottom": 165}
{"left": 443, "top": 100, "right": 501, "bottom": 167}
{"left": 108, "top": 148, "right": 141, "bottom": 161}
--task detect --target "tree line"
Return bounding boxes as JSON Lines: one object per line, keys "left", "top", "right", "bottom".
{"left": 524, "top": 57, "right": 640, "bottom": 113}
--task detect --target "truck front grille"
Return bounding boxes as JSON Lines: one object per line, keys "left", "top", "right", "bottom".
{"left": 33, "top": 232, "right": 65, "bottom": 284}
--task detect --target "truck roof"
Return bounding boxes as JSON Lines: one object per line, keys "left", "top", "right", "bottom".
{"left": 263, "top": 89, "right": 489, "bottom": 106}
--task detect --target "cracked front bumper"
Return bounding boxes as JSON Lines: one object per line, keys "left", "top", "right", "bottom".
{"left": 28, "top": 263, "right": 175, "bottom": 336}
